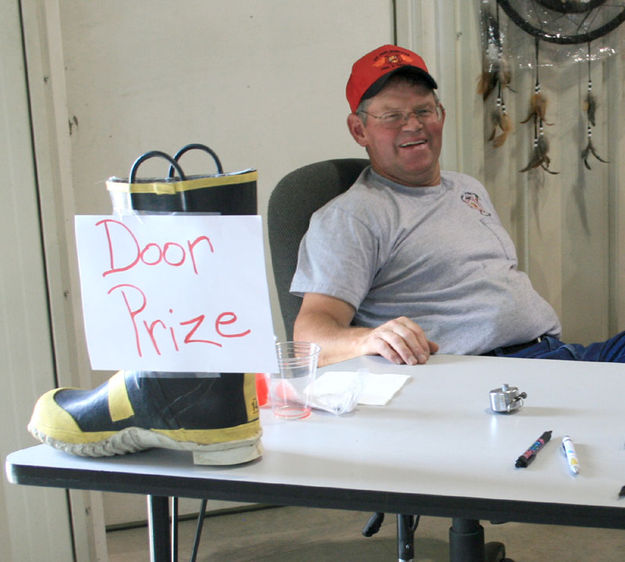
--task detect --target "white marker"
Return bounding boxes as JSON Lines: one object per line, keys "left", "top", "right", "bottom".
{"left": 561, "top": 435, "right": 580, "bottom": 476}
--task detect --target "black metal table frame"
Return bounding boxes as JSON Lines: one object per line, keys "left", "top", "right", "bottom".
{"left": 8, "top": 453, "right": 625, "bottom": 562}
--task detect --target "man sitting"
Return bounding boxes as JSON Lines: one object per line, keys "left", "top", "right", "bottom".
{"left": 290, "top": 45, "right": 625, "bottom": 367}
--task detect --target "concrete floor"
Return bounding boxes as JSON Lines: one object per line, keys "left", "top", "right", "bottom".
{"left": 106, "top": 504, "right": 625, "bottom": 561}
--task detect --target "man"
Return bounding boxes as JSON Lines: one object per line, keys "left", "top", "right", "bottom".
{"left": 290, "top": 44, "right": 625, "bottom": 366}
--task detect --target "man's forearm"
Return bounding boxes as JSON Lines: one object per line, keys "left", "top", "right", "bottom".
{"left": 293, "top": 312, "right": 371, "bottom": 367}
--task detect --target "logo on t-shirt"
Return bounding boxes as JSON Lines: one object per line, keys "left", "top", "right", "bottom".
{"left": 461, "top": 192, "right": 491, "bottom": 216}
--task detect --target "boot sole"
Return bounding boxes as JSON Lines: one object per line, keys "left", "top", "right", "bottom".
{"left": 29, "top": 424, "right": 262, "bottom": 466}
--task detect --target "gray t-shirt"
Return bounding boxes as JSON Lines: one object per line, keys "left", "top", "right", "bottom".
{"left": 290, "top": 167, "right": 561, "bottom": 355}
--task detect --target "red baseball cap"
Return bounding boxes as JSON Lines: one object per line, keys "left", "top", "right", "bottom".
{"left": 346, "top": 45, "right": 438, "bottom": 113}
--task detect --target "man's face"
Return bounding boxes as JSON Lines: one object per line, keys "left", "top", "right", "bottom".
{"left": 347, "top": 80, "right": 445, "bottom": 187}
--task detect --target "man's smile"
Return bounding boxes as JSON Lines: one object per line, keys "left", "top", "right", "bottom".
{"left": 399, "top": 139, "right": 427, "bottom": 149}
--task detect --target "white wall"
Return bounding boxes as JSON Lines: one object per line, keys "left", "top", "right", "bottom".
{"left": 1, "top": 2, "right": 75, "bottom": 560}
{"left": 58, "top": 0, "right": 394, "bottom": 342}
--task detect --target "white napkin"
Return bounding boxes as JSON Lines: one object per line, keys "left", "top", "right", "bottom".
{"left": 356, "top": 372, "right": 411, "bottom": 405}
{"left": 308, "top": 370, "right": 410, "bottom": 415}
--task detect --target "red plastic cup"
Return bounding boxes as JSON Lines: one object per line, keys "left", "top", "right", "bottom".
{"left": 255, "top": 373, "right": 269, "bottom": 407}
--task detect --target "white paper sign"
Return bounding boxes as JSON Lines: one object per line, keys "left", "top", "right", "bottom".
{"left": 74, "top": 214, "right": 278, "bottom": 373}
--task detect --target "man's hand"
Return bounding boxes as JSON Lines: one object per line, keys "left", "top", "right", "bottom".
{"left": 359, "top": 316, "right": 438, "bottom": 365}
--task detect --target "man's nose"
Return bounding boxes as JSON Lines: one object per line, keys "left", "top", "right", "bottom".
{"left": 402, "top": 113, "right": 423, "bottom": 129}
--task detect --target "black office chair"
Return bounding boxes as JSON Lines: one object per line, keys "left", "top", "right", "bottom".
{"left": 268, "top": 158, "right": 511, "bottom": 562}
{"left": 268, "top": 158, "right": 420, "bottom": 560}
{"left": 268, "top": 158, "right": 368, "bottom": 339}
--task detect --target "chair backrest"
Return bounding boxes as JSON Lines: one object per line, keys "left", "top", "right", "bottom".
{"left": 268, "top": 158, "right": 369, "bottom": 340}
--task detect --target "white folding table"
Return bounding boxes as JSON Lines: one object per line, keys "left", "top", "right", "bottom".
{"left": 6, "top": 354, "right": 625, "bottom": 561}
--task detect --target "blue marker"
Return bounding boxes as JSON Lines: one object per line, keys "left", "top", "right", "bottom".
{"left": 515, "top": 430, "right": 552, "bottom": 468}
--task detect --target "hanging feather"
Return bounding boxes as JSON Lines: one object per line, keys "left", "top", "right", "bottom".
{"left": 520, "top": 40, "right": 553, "bottom": 133}
{"left": 519, "top": 136, "right": 544, "bottom": 172}
{"left": 584, "top": 92, "right": 597, "bottom": 127}
{"left": 477, "top": 6, "right": 513, "bottom": 100}
{"left": 520, "top": 91, "right": 552, "bottom": 125}
{"left": 493, "top": 112, "right": 512, "bottom": 148}
{"left": 581, "top": 44, "right": 607, "bottom": 170}
{"left": 520, "top": 133, "right": 558, "bottom": 175}
{"left": 488, "top": 100, "right": 513, "bottom": 148}
{"left": 478, "top": 59, "right": 513, "bottom": 100}
{"left": 477, "top": 69, "right": 497, "bottom": 101}
{"left": 581, "top": 129, "right": 608, "bottom": 170}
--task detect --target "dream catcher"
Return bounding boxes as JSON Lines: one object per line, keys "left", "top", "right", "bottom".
{"left": 497, "top": 1, "right": 625, "bottom": 45}
{"left": 480, "top": 0, "right": 625, "bottom": 171}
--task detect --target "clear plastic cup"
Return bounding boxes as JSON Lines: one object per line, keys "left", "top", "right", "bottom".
{"left": 270, "top": 341, "right": 321, "bottom": 420}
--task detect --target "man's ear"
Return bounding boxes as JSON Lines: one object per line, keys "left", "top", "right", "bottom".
{"left": 347, "top": 113, "right": 368, "bottom": 147}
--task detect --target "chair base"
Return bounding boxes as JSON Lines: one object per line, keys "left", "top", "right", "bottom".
{"left": 449, "top": 518, "right": 512, "bottom": 562}
{"left": 362, "top": 512, "right": 420, "bottom": 562}
{"left": 364, "top": 514, "right": 512, "bottom": 562}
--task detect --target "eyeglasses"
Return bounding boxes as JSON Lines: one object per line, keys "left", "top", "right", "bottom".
{"left": 359, "top": 105, "right": 443, "bottom": 128}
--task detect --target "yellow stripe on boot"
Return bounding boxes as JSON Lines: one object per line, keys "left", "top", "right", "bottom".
{"left": 108, "top": 370, "right": 134, "bottom": 422}
{"left": 28, "top": 388, "right": 117, "bottom": 444}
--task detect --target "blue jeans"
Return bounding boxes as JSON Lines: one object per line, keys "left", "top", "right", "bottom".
{"left": 485, "top": 332, "right": 625, "bottom": 362}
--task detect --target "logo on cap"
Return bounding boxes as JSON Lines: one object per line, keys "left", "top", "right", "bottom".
{"left": 373, "top": 51, "right": 413, "bottom": 70}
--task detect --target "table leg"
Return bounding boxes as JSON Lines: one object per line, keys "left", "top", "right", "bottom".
{"left": 148, "top": 495, "right": 172, "bottom": 562}
{"left": 171, "top": 497, "right": 178, "bottom": 562}
{"left": 397, "top": 514, "right": 416, "bottom": 561}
